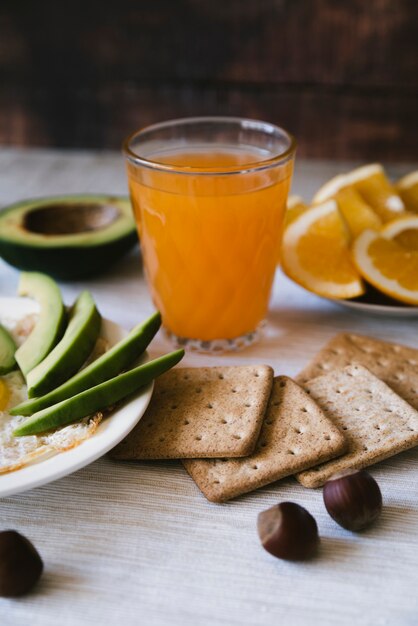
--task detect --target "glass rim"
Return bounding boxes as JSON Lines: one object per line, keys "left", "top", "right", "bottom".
{"left": 122, "top": 116, "right": 296, "bottom": 175}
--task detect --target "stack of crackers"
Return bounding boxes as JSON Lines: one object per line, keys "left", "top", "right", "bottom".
{"left": 111, "top": 333, "right": 418, "bottom": 502}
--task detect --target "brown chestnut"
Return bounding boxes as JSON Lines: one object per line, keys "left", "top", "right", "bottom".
{"left": 257, "top": 502, "right": 319, "bottom": 561}
{"left": 323, "top": 469, "right": 382, "bottom": 531}
{"left": 0, "top": 530, "right": 43, "bottom": 597}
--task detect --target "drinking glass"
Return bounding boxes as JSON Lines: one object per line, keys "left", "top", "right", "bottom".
{"left": 123, "top": 117, "right": 295, "bottom": 352}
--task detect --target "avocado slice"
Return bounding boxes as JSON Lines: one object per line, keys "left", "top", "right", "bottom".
{"left": 0, "top": 324, "right": 17, "bottom": 375}
{"left": 26, "top": 291, "right": 101, "bottom": 398}
{"left": 12, "top": 311, "right": 161, "bottom": 416}
{"left": 0, "top": 195, "right": 138, "bottom": 280}
{"left": 14, "top": 349, "right": 184, "bottom": 436}
{"left": 15, "top": 272, "right": 66, "bottom": 377}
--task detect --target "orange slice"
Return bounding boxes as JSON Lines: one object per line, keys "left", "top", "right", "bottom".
{"left": 314, "top": 164, "right": 405, "bottom": 223}
{"left": 282, "top": 200, "right": 364, "bottom": 299}
{"left": 285, "top": 195, "right": 308, "bottom": 226}
{"left": 353, "top": 229, "right": 418, "bottom": 305}
{"left": 381, "top": 215, "right": 418, "bottom": 250}
{"left": 333, "top": 187, "right": 382, "bottom": 238}
{"left": 396, "top": 171, "right": 418, "bottom": 213}
{"left": 313, "top": 174, "right": 346, "bottom": 203}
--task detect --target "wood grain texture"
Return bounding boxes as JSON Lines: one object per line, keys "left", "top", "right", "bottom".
{"left": 1, "top": 149, "right": 418, "bottom": 625}
{"left": 0, "top": 0, "right": 417, "bottom": 158}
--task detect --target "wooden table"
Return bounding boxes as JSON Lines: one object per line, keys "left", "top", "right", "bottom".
{"left": 1, "top": 149, "right": 418, "bottom": 626}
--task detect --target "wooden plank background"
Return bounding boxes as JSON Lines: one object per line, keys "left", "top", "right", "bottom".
{"left": 0, "top": 0, "right": 417, "bottom": 159}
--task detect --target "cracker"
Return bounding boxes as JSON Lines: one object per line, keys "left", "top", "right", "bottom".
{"left": 296, "top": 333, "right": 418, "bottom": 410}
{"left": 110, "top": 365, "right": 274, "bottom": 460}
{"left": 182, "top": 376, "right": 347, "bottom": 502}
{"left": 296, "top": 364, "right": 418, "bottom": 488}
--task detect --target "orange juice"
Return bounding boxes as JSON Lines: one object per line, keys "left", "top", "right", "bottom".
{"left": 127, "top": 147, "right": 293, "bottom": 342}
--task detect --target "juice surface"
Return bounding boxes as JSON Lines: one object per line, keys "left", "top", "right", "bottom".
{"left": 127, "top": 147, "right": 292, "bottom": 341}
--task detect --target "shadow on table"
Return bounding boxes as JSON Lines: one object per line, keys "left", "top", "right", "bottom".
{"left": 319, "top": 535, "right": 362, "bottom": 564}
{"left": 34, "top": 567, "right": 86, "bottom": 597}
{"left": 91, "top": 246, "right": 143, "bottom": 284}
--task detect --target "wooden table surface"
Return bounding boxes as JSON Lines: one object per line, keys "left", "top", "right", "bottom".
{"left": 1, "top": 149, "right": 418, "bottom": 626}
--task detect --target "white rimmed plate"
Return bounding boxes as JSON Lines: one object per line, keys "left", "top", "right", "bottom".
{"left": 331, "top": 298, "right": 418, "bottom": 318}
{"left": 0, "top": 296, "right": 153, "bottom": 498}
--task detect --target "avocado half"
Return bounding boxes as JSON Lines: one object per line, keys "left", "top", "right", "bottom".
{"left": 0, "top": 195, "right": 138, "bottom": 279}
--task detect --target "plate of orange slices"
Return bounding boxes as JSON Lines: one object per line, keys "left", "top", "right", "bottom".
{"left": 282, "top": 164, "right": 418, "bottom": 317}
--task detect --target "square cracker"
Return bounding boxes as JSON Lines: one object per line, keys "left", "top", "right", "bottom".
{"left": 296, "top": 333, "right": 418, "bottom": 410}
{"left": 182, "top": 376, "right": 347, "bottom": 502}
{"left": 110, "top": 365, "right": 273, "bottom": 460}
{"left": 296, "top": 364, "right": 418, "bottom": 488}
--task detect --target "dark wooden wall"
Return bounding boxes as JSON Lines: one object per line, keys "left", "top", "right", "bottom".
{"left": 1, "top": 0, "right": 417, "bottom": 159}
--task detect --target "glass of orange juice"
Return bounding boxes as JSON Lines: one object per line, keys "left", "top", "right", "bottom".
{"left": 123, "top": 117, "right": 295, "bottom": 352}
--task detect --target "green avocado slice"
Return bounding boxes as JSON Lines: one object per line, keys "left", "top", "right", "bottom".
{"left": 0, "top": 195, "right": 138, "bottom": 280}
{"left": 26, "top": 291, "right": 101, "bottom": 398}
{"left": 0, "top": 324, "right": 17, "bottom": 375}
{"left": 13, "top": 349, "right": 184, "bottom": 436}
{"left": 15, "top": 272, "right": 66, "bottom": 377}
{"left": 11, "top": 311, "right": 161, "bottom": 416}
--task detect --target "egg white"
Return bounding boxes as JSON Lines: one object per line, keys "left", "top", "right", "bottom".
{"left": 0, "top": 313, "right": 102, "bottom": 474}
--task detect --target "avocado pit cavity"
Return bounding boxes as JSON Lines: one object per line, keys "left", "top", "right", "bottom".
{"left": 23, "top": 203, "right": 121, "bottom": 235}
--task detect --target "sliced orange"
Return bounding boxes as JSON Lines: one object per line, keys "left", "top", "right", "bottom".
{"left": 381, "top": 215, "right": 418, "bottom": 251}
{"left": 396, "top": 171, "right": 418, "bottom": 213}
{"left": 353, "top": 229, "right": 418, "bottom": 305}
{"left": 314, "top": 164, "right": 405, "bottom": 223}
{"left": 282, "top": 199, "right": 364, "bottom": 299}
{"left": 313, "top": 173, "right": 346, "bottom": 204}
{"left": 333, "top": 187, "right": 382, "bottom": 238}
{"left": 285, "top": 195, "right": 308, "bottom": 226}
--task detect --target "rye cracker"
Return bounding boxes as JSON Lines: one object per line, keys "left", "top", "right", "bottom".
{"left": 296, "top": 364, "right": 418, "bottom": 488}
{"left": 297, "top": 333, "right": 418, "bottom": 410}
{"left": 182, "top": 376, "right": 347, "bottom": 502}
{"left": 110, "top": 365, "right": 273, "bottom": 460}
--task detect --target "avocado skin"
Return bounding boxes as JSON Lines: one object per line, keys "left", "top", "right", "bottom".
{"left": 11, "top": 312, "right": 162, "bottom": 416}
{"left": 14, "top": 349, "right": 184, "bottom": 436}
{"left": 0, "top": 324, "right": 17, "bottom": 375}
{"left": 0, "top": 233, "right": 138, "bottom": 280}
{"left": 0, "top": 195, "right": 138, "bottom": 280}
{"left": 26, "top": 291, "right": 101, "bottom": 398}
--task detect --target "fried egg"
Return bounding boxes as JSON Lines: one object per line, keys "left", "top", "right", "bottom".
{"left": 0, "top": 313, "right": 101, "bottom": 475}
{"left": 0, "top": 378, "right": 10, "bottom": 411}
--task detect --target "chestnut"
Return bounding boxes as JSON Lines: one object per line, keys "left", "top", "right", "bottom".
{"left": 257, "top": 502, "right": 319, "bottom": 561}
{"left": 0, "top": 530, "right": 43, "bottom": 597}
{"left": 323, "top": 469, "right": 382, "bottom": 531}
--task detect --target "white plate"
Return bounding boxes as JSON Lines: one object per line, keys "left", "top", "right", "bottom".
{"left": 332, "top": 298, "right": 418, "bottom": 318}
{"left": 0, "top": 296, "right": 153, "bottom": 498}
